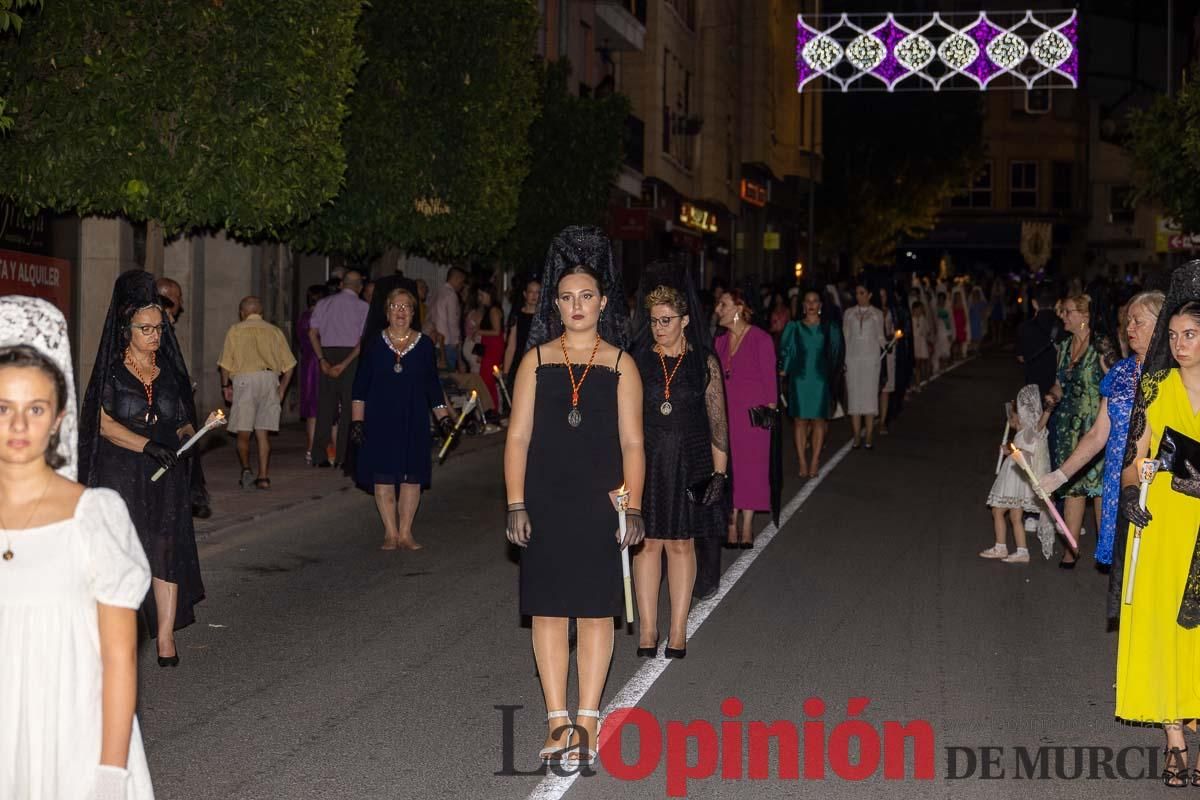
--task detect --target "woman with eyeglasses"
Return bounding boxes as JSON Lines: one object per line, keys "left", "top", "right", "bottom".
{"left": 79, "top": 270, "right": 205, "bottom": 667}
{"left": 349, "top": 282, "right": 454, "bottom": 551}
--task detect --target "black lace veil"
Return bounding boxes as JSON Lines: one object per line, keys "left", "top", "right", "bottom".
{"left": 78, "top": 270, "right": 197, "bottom": 486}
{"left": 525, "top": 226, "right": 629, "bottom": 352}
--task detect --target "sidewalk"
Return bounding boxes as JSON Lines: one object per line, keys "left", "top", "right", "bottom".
{"left": 192, "top": 421, "right": 506, "bottom": 540}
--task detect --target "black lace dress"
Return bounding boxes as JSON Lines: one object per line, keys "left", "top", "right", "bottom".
{"left": 91, "top": 365, "right": 205, "bottom": 634}
{"left": 519, "top": 349, "right": 624, "bottom": 618}
{"left": 635, "top": 349, "right": 728, "bottom": 540}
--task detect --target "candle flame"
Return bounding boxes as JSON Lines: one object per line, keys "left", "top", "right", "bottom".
{"left": 492, "top": 365, "right": 500, "bottom": 376}
{"left": 895, "top": 330, "right": 903, "bottom": 339}
{"left": 616, "top": 482, "right": 628, "bottom": 496}
{"left": 469, "top": 389, "right": 478, "bottom": 400}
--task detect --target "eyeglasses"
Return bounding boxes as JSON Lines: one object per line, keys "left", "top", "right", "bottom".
{"left": 388, "top": 302, "right": 415, "bottom": 313}
{"left": 648, "top": 315, "right": 682, "bottom": 328}
{"left": 131, "top": 324, "right": 167, "bottom": 337}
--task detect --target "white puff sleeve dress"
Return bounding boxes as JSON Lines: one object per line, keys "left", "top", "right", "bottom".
{"left": 0, "top": 487, "right": 155, "bottom": 799}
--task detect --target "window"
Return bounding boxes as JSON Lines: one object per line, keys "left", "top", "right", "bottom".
{"left": 1109, "top": 185, "right": 1135, "bottom": 225}
{"left": 558, "top": 0, "right": 569, "bottom": 59}
{"left": 1051, "top": 162, "right": 1073, "bottom": 211}
{"left": 1010, "top": 161, "right": 1038, "bottom": 209}
{"left": 950, "top": 162, "right": 992, "bottom": 209}
{"left": 1025, "top": 87, "right": 1051, "bottom": 115}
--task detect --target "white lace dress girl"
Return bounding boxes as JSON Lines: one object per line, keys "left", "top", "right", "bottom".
{"left": 0, "top": 488, "right": 154, "bottom": 799}
{"left": 986, "top": 385, "right": 1056, "bottom": 558}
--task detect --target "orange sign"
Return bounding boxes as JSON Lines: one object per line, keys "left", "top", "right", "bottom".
{"left": 740, "top": 179, "right": 767, "bottom": 207}
{"left": 679, "top": 202, "right": 718, "bottom": 234}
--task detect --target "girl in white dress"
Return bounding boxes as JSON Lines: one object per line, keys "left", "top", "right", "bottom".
{"left": 0, "top": 297, "right": 154, "bottom": 800}
{"left": 981, "top": 384, "right": 1053, "bottom": 563}
{"left": 911, "top": 301, "right": 931, "bottom": 387}
{"left": 843, "top": 284, "right": 886, "bottom": 449}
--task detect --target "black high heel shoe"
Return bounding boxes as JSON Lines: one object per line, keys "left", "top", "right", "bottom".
{"left": 636, "top": 638, "right": 659, "bottom": 658}
{"left": 739, "top": 541, "right": 754, "bottom": 550}
{"left": 157, "top": 642, "right": 180, "bottom": 668}
{"left": 664, "top": 645, "right": 687, "bottom": 659}
{"left": 722, "top": 541, "right": 738, "bottom": 550}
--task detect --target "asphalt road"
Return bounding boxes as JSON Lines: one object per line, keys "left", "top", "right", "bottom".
{"left": 137, "top": 354, "right": 1172, "bottom": 799}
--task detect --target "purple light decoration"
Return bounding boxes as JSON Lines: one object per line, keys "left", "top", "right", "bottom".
{"left": 1058, "top": 15, "right": 1079, "bottom": 84}
{"left": 796, "top": 18, "right": 818, "bottom": 87}
{"left": 869, "top": 17, "right": 909, "bottom": 87}
{"left": 965, "top": 16, "right": 1002, "bottom": 84}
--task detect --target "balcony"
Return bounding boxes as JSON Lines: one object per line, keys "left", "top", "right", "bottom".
{"left": 595, "top": 0, "right": 646, "bottom": 51}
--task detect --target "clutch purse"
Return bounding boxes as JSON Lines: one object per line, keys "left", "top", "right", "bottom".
{"left": 686, "top": 476, "right": 712, "bottom": 504}
{"left": 748, "top": 406, "right": 778, "bottom": 430}
{"left": 1157, "top": 426, "right": 1200, "bottom": 478}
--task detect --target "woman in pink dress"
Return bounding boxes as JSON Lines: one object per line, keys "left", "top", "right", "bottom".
{"left": 714, "top": 290, "right": 777, "bottom": 548}
{"left": 296, "top": 284, "right": 327, "bottom": 464}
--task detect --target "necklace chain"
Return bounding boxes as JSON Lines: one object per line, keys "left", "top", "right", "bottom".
{"left": 125, "top": 348, "right": 156, "bottom": 411}
{"left": 1, "top": 475, "right": 53, "bottom": 561}
{"left": 560, "top": 333, "right": 602, "bottom": 409}
{"left": 656, "top": 341, "right": 687, "bottom": 401}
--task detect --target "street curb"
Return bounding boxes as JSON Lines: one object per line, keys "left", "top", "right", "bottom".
{"left": 193, "top": 432, "right": 507, "bottom": 544}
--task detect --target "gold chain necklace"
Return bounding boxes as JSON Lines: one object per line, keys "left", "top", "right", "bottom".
{"left": 1, "top": 475, "right": 53, "bottom": 561}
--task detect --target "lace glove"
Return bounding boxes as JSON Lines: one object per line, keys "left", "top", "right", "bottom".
{"left": 619, "top": 510, "right": 645, "bottom": 549}
{"left": 437, "top": 416, "right": 460, "bottom": 452}
{"left": 1120, "top": 484, "right": 1152, "bottom": 529}
{"left": 506, "top": 503, "right": 531, "bottom": 547}
{"left": 142, "top": 440, "right": 177, "bottom": 470}
{"left": 1172, "top": 461, "right": 1200, "bottom": 499}
{"left": 349, "top": 420, "right": 366, "bottom": 446}
{"left": 702, "top": 473, "right": 727, "bottom": 506}
{"left": 1039, "top": 469, "right": 1068, "bottom": 495}
{"left": 88, "top": 766, "right": 129, "bottom": 800}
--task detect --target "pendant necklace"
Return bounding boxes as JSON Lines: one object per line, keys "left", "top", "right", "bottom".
{"left": 656, "top": 341, "right": 687, "bottom": 416}
{"left": 383, "top": 329, "right": 418, "bottom": 373}
{"left": 125, "top": 348, "right": 158, "bottom": 424}
{"left": 561, "top": 332, "right": 601, "bottom": 428}
{"left": 1, "top": 475, "right": 53, "bottom": 561}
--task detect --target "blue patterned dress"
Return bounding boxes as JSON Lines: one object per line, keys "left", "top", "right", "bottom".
{"left": 1095, "top": 356, "right": 1140, "bottom": 564}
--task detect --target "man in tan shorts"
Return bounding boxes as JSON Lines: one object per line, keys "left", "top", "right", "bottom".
{"left": 218, "top": 296, "right": 297, "bottom": 490}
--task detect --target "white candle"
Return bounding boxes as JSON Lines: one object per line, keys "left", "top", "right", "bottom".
{"left": 437, "top": 391, "right": 477, "bottom": 462}
{"left": 151, "top": 410, "right": 227, "bottom": 482}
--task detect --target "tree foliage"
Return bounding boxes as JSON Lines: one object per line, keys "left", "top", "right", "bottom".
{"left": 292, "top": 0, "right": 539, "bottom": 261}
{"left": 496, "top": 59, "right": 629, "bottom": 274}
{"left": 1129, "top": 74, "right": 1200, "bottom": 234}
{"left": 0, "top": 0, "right": 362, "bottom": 237}
{"left": 818, "top": 93, "right": 983, "bottom": 268}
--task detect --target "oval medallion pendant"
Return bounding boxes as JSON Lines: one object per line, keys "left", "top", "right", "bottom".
{"left": 145, "top": 412, "right": 159, "bottom": 425}
{"left": 393, "top": 362, "right": 403, "bottom": 374}
{"left": 2, "top": 549, "right": 12, "bottom": 561}
{"left": 567, "top": 407, "right": 582, "bottom": 428}
{"left": 660, "top": 401, "right": 673, "bottom": 416}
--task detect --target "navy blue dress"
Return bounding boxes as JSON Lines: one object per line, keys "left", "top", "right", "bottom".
{"left": 352, "top": 332, "right": 443, "bottom": 490}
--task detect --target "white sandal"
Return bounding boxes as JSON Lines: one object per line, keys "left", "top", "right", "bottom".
{"left": 566, "top": 709, "right": 601, "bottom": 767}
{"left": 539, "top": 710, "right": 573, "bottom": 765}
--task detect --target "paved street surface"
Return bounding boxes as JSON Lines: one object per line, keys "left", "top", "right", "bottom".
{"left": 139, "top": 354, "right": 1170, "bottom": 799}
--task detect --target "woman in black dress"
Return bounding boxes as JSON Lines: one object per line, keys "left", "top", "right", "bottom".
{"left": 504, "top": 227, "right": 645, "bottom": 768}
{"left": 79, "top": 271, "right": 204, "bottom": 667}
{"left": 631, "top": 267, "right": 728, "bottom": 659}
{"left": 503, "top": 276, "right": 541, "bottom": 400}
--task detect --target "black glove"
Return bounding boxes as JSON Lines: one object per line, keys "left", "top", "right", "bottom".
{"left": 1172, "top": 460, "right": 1200, "bottom": 500}
{"left": 1120, "top": 484, "right": 1152, "bottom": 529}
{"left": 142, "top": 440, "right": 177, "bottom": 470}
{"left": 349, "top": 420, "right": 366, "bottom": 446}
{"left": 438, "top": 415, "right": 460, "bottom": 452}
{"left": 506, "top": 503, "right": 531, "bottom": 547}
{"left": 619, "top": 509, "right": 645, "bottom": 550}
{"left": 702, "top": 473, "right": 727, "bottom": 506}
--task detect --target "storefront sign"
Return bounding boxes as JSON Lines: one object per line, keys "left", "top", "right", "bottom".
{"left": 0, "top": 249, "right": 72, "bottom": 320}
{"left": 611, "top": 207, "right": 650, "bottom": 240}
{"left": 1157, "top": 217, "right": 1200, "bottom": 253}
{"left": 763, "top": 232, "right": 781, "bottom": 251}
{"left": 679, "top": 202, "right": 718, "bottom": 234}
{"left": 740, "top": 179, "right": 767, "bottom": 207}
{"left": 0, "top": 200, "right": 49, "bottom": 254}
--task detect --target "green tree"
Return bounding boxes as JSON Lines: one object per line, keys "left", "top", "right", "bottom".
{"left": 292, "top": 0, "right": 539, "bottom": 261}
{"left": 1129, "top": 74, "right": 1200, "bottom": 234}
{"left": 818, "top": 93, "right": 983, "bottom": 269}
{"left": 0, "top": 0, "right": 362, "bottom": 264}
{"left": 0, "top": 0, "right": 41, "bottom": 131}
{"left": 497, "top": 59, "right": 629, "bottom": 274}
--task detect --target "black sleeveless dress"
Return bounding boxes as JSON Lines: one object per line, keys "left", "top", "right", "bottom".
{"left": 635, "top": 349, "right": 726, "bottom": 540}
{"left": 519, "top": 349, "right": 624, "bottom": 618}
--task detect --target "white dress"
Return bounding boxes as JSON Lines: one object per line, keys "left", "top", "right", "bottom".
{"left": 912, "top": 315, "right": 931, "bottom": 360}
{"left": 843, "top": 305, "right": 886, "bottom": 415}
{"left": 0, "top": 488, "right": 155, "bottom": 800}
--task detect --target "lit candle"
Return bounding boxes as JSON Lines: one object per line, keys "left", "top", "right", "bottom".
{"left": 1008, "top": 443, "right": 1077, "bottom": 550}
{"left": 492, "top": 365, "right": 513, "bottom": 411}
{"left": 151, "top": 409, "right": 227, "bottom": 482}
{"left": 438, "top": 390, "right": 477, "bottom": 463}
{"left": 608, "top": 484, "right": 635, "bottom": 625}
{"left": 1124, "top": 458, "right": 1161, "bottom": 605}
{"left": 995, "top": 403, "right": 1011, "bottom": 476}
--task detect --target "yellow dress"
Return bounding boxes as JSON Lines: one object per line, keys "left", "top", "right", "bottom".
{"left": 1116, "top": 369, "right": 1200, "bottom": 723}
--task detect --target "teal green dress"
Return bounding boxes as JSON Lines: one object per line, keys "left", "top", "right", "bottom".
{"left": 1051, "top": 338, "right": 1104, "bottom": 498}
{"left": 779, "top": 319, "right": 843, "bottom": 419}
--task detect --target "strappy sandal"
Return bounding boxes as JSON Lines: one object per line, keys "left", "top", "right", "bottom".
{"left": 1163, "top": 746, "right": 1188, "bottom": 787}
{"left": 566, "top": 709, "right": 600, "bottom": 768}
{"left": 539, "top": 710, "right": 573, "bottom": 765}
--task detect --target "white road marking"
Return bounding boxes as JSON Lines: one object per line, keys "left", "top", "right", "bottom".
{"left": 524, "top": 356, "right": 969, "bottom": 800}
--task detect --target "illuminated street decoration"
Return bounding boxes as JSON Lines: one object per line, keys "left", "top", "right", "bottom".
{"left": 796, "top": 9, "right": 1078, "bottom": 92}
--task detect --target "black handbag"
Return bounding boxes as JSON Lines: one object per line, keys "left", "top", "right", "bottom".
{"left": 1158, "top": 426, "right": 1200, "bottom": 478}
{"left": 748, "top": 405, "right": 778, "bottom": 430}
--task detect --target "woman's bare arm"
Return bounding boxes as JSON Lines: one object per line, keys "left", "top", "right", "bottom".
{"left": 100, "top": 409, "right": 149, "bottom": 453}
{"left": 503, "top": 349, "right": 539, "bottom": 506}
{"left": 98, "top": 604, "right": 138, "bottom": 768}
{"left": 616, "top": 353, "right": 646, "bottom": 511}
{"left": 1121, "top": 422, "right": 1152, "bottom": 488}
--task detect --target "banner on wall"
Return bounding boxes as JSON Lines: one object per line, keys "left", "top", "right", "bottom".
{"left": 0, "top": 249, "right": 72, "bottom": 321}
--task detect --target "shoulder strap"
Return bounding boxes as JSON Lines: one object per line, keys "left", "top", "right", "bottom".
{"left": 535, "top": 345, "right": 542, "bottom": 366}
{"left": 615, "top": 350, "right": 623, "bottom": 369}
